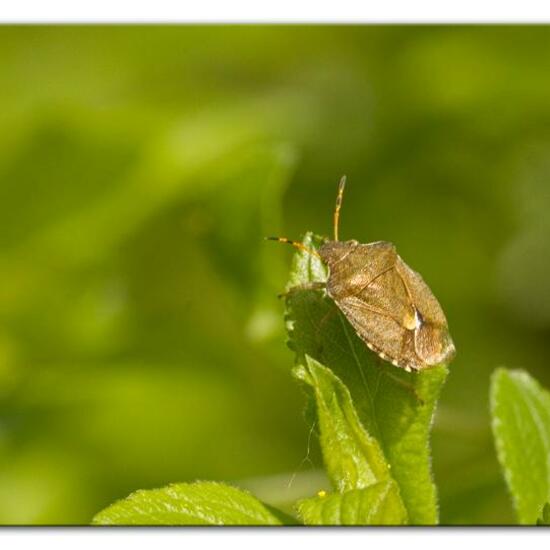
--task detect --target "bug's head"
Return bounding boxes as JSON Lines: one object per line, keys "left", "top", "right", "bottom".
{"left": 318, "top": 239, "right": 358, "bottom": 267}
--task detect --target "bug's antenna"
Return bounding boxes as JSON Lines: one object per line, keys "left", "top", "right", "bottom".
{"left": 333, "top": 175, "right": 346, "bottom": 241}
{"left": 265, "top": 236, "right": 321, "bottom": 259}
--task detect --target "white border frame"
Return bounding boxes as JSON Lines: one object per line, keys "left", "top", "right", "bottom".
{"left": 1, "top": 1, "right": 550, "bottom": 23}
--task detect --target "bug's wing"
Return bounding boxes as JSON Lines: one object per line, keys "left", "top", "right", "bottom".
{"left": 395, "top": 257, "right": 448, "bottom": 325}
{"left": 414, "top": 321, "right": 456, "bottom": 366}
{"left": 334, "top": 257, "right": 454, "bottom": 370}
{"left": 336, "top": 294, "right": 421, "bottom": 370}
{"left": 327, "top": 242, "right": 455, "bottom": 370}
{"left": 327, "top": 243, "right": 422, "bottom": 369}
{"left": 395, "top": 257, "right": 456, "bottom": 365}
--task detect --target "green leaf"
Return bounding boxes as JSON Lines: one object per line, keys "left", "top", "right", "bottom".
{"left": 490, "top": 368, "right": 550, "bottom": 524}
{"left": 296, "top": 481, "right": 407, "bottom": 525}
{"left": 537, "top": 503, "right": 550, "bottom": 526}
{"left": 286, "top": 232, "right": 449, "bottom": 524}
{"left": 92, "top": 481, "right": 284, "bottom": 525}
{"left": 295, "top": 356, "right": 393, "bottom": 492}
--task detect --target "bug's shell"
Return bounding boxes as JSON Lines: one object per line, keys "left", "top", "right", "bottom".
{"left": 319, "top": 239, "right": 455, "bottom": 371}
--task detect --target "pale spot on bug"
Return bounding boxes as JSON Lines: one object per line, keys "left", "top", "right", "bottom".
{"left": 414, "top": 309, "right": 423, "bottom": 329}
{"left": 403, "top": 311, "right": 417, "bottom": 331}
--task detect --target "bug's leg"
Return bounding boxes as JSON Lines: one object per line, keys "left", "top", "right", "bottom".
{"left": 265, "top": 236, "right": 321, "bottom": 259}
{"left": 382, "top": 370, "right": 424, "bottom": 405}
{"left": 317, "top": 305, "right": 337, "bottom": 331}
{"left": 278, "top": 281, "right": 326, "bottom": 299}
{"left": 315, "top": 306, "right": 339, "bottom": 358}
{"left": 333, "top": 175, "right": 346, "bottom": 241}
{"left": 266, "top": 236, "right": 325, "bottom": 297}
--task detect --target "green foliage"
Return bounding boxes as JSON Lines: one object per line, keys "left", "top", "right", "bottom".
{"left": 294, "top": 356, "right": 392, "bottom": 492}
{"left": 490, "top": 369, "right": 550, "bottom": 524}
{"left": 0, "top": 79, "right": 310, "bottom": 522}
{"left": 296, "top": 481, "right": 407, "bottom": 525}
{"left": 286, "top": 233, "right": 448, "bottom": 524}
{"left": 92, "top": 482, "right": 284, "bottom": 526}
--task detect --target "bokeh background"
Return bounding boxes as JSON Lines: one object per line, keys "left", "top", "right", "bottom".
{"left": 0, "top": 25, "right": 550, "bottom": 524}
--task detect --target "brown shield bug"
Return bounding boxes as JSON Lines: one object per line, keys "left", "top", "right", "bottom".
{"left": 267, "top": 177, "right": 455, "bottom": 372}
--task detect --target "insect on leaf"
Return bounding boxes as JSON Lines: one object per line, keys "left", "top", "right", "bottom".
{"left": 286, "top": 233, "right": 448, "bottom": 525}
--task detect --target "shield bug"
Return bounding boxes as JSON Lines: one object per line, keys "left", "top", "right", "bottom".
{"left": 267, "top": 176, "right": 455, "bottom": 372}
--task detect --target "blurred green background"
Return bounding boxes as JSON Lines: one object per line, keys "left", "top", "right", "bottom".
{"left": 0, "top": 25, "right": 550, "bottom": 525}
